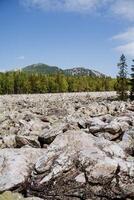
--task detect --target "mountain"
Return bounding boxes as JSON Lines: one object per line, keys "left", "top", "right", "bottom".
{"left": 22, "top": 63, "right": 106, "bottom": 77}
{"left": 23, "top": 63, "right": 63, "bottom": 74}
{"left": 64, "top": 67, "right": 106, "bottom": 77}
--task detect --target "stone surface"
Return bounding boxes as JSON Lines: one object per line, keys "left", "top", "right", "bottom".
{"left": 0, "top": 148, "right": 44, "bottom": 192}
{"left": 0, "top": 93, "right": 134, "bottom": 200}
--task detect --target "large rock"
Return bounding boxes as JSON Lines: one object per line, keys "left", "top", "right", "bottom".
{"left": 107, "top": 101, "right": 126, "bottom": 114}
{"left": 29, "top": 130, "right": 134, "bottom": 200}
{"left": 87, "top": 117, "right": 130, "bottom": 141}
{"left": 0, "top": 148, "right": 44, "bottom": 192}
{"left": 104, "top": 122, "right": 121, "bottom": 134}
{"left": 0, "top": 135, "right": 40, "bottom": 149}
{"left": 88, "top": 118, "right": 106, "bottom": 133}
{"left": 105, "top": 121, "right": 129, "bottom": 134}
{"left": 38, "top": 122, "right": 78, "bottom": 146}
{"left": 17, "top": 118, "right": 49, "bottom": 137}
{"left": 0, "top": 135, "right": 16, "bottom": 148}
{"left": 119, "top": 129, "right": 134, "bottom": 156}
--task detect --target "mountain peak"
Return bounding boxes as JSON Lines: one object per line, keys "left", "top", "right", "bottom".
{"left": 64, "top": 67, "right": 106, "bottom": 77}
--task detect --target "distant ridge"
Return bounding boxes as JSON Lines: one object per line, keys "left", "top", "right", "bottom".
{"left": 23, "top": 63, "right": 62, "bottom": 74}
{"left": 22, "top": 63, "right": 107, "bottom": 77}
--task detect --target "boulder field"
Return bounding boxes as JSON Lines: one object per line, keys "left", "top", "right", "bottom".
{"left": 0, "top": 92, "right": 133, "bottom": 200}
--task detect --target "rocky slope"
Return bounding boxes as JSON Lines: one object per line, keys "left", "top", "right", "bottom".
{"left": 0, "top": 92, "right": 133, "bottom": 200}
{"left": 64, "top": 67, "right": 106, "bottom": 77}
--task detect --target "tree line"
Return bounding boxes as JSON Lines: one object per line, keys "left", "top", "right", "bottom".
{"left": 0, "top": 71, "right": 116, "bottom": 94}
{"left": 0, "top": 54, "right": 134, "bottom": 98}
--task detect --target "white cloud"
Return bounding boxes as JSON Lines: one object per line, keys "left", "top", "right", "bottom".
{"left": 17, "top": 56, "right": 25, "bottom": 60}
{"left": 21, "top": 0, "right": 111, "bottom": 13}
{"left": 115, "top": 42, "right": 134, "bottom": 57}
{"left": 112, "top": 27, "right": 134, "bottom": 42}
{"left": 111, "top": 0, "right": 134, "bottom": 21}
{"left": 21, "top": 0, "right": 134, "bottom": 21}
{"left": 113, "top": 27, "right": 134, "bottom": 57}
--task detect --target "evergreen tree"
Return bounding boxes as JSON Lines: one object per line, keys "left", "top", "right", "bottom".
{"left": 130, "top": 59, "right": 134, "bottom": 100}
{"left": 56, "top": 73, "right": 68, "bottom": 92}
{"left": 116, "top": 54, "right": 128, "bottom": 100}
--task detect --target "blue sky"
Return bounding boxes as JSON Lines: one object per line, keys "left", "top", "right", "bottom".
{"left": 0, "top": 0, "right": 134, "bottom": 76}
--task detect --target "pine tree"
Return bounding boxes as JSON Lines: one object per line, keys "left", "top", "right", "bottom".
{"left": 130, "top": 59, "right": 134, "bottom": 100}
{"left": 116, "top": 54, "right": 128, "bottom": 100}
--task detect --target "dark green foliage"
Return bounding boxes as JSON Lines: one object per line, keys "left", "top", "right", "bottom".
{"left": 23, "top": 63, "right": 63, "bottom": 74}
{"left": 130, "top": 60, "right": 134, "bottom": 100}
{"left": 0, "top": 71, "right": 116, "bottom": 94}
{"left": 116, "top": 54, "right": 128, "bottom": 100}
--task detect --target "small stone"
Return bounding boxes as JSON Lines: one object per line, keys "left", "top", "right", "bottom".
{"left": 75, "top": 173, "right": 86, "bottom": 183}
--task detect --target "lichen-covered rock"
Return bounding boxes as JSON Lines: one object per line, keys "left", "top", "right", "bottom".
{"left": 0, "top": 191, "right": 24, "bottom": 200}
{"left": 0, "top": 191, "right": 43, "bottom": 200}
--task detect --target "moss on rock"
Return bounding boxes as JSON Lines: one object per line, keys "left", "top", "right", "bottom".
{"left": 0, "top": 191, "right": 24, "bottom": 200}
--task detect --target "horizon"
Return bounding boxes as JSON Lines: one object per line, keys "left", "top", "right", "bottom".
{"left": 0, "top": 62, "right": 117, "bottom": 77}
{"left": 1, "top": 0, "right": 134, "bottom": 77}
